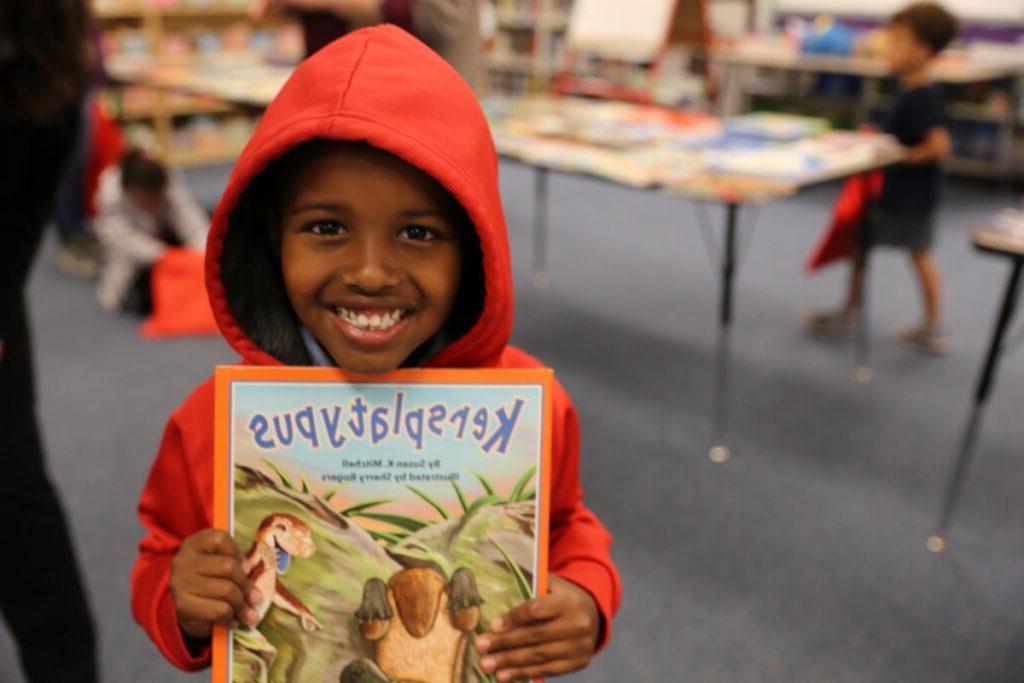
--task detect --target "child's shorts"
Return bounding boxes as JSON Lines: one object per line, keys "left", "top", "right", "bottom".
{"left": 858, "top": 203, "right": 936, "bottom": 252}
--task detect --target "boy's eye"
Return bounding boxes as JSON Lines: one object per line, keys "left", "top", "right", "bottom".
{"left": 307, "top": 220, "right": 347, "bottom": 237}
{"left": 399, "top": 224, "right": 438, "bottom": 242}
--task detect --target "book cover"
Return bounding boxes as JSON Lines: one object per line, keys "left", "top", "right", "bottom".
{"left": 212, "top": 366, "right": 553, "bottom": 683}
{"left": 723, "top": 112, "right": 830, "bottom": 142}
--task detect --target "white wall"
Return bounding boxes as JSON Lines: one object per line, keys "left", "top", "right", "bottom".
{"left": 708, "top": 0, "right": 753, "bottom": 37}
{"left": 567, "top": 0, "right": 679, "bottom": 61}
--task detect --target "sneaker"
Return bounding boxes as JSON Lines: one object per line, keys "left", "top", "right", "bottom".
{"left": 896, "top": 325, "right": 950, "bottom": 355}
{"left": 805, "top": 309, "right": 857, "bottom": 339}
{"left": 55, "top": 233, "right": 100, "bottom": 278}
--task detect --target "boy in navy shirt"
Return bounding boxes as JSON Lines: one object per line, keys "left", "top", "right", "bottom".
{"left": 810, "top": 2, "right": 958, "bottom": 354}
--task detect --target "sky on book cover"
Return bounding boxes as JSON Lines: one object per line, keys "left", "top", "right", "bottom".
{"left": 230, "top": 381, "right": 543, "bottom": 520}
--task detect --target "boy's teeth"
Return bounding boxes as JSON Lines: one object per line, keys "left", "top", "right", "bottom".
{"left": 336, "top": 307, "right": 404, "bottom": 330}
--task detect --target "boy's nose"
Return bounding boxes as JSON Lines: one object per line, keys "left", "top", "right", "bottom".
{"left": 342, "top": 239, "right": 400, "bottom": 294}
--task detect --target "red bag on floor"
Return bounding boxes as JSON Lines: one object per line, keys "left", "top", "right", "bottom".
{"left": 806, "top": 171, "right": 883, "bottom": 272}
{"left": 140, "top": 248, "right": 219, "bottom": 338}
{"left": 82, "top": 99, "right": 124, "bottom": 218}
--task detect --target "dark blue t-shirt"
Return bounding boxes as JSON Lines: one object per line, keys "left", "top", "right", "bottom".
{"left": 879, "top": 84, "right": 945, "bottom": 215}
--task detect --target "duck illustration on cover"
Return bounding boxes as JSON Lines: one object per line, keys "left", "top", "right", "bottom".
{"left": 341, "top": 567, "right": 483, "bottom": 683}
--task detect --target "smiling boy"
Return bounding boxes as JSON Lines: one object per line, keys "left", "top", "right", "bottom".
{"left": 273, "top": 141, "right": 470, "bottom": 375}
{"left": 132, "top": 26, "right": 621, "bottom": 682}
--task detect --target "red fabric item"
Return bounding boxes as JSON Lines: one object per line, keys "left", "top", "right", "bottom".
{"left": 806, "top": 171, "right": 883, "bottom": 272}
{"left": 82, "top": 100, "right": 124, "bottom": 218}
{"left": 139, "top": 248, "right": 218, "bottom": 339}
{"left": 132, "top": 26, "right": 621, "bottom": 672}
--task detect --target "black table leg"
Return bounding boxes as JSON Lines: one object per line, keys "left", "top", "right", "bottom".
{"left": 532, "top": 166, "right": 551, "bottom": 288}
{"left": 929, "top": 257, "right": 1023, "bottom": 552}
{"left": 711, "top": 202, "right": 739, "bottom": 463}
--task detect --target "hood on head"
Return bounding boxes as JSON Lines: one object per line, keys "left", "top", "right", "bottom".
{"left": 206, "top": 25, "right": 512, "bottom": 369}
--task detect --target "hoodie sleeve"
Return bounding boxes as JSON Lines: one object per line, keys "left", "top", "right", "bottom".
{"left": 131, "top": 405, "right": 214, "bottom": 671}
{"left": 547, "top": 381, "right": 622, "bottom": 651}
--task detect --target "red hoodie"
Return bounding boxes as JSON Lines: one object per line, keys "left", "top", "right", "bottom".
{"left": 131, "top": 25, "right": 621, "bottom": 672}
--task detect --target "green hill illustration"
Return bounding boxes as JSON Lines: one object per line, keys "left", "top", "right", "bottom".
{"left": 231, "top": 464, "right": 537, "bottom": 683}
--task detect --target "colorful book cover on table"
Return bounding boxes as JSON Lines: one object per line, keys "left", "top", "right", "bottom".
{"left": 213, "top": 366, "right": 553, "bottom": 683}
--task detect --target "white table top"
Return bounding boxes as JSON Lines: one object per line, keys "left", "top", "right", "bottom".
{"left": 710, "top": 43, "right": 1024, "bottom": 84}
{"left": 974, "top": 212, "right": 1024, "bottom": 258}
{"left": 488, "top": 97, "right": 904, "bottom": 205}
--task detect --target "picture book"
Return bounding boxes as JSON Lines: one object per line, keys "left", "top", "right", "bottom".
{"left": 723, "top": 112, "right": 830, "bottom": 142}
{"left": 212, "top": 366, "right": 553, "bottom": 683}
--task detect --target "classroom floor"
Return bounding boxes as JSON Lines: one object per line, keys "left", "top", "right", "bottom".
{"left": 3, "top": 163, "right": 1024, "bottom": 682}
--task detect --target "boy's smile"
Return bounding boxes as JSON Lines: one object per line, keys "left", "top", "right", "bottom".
{"left": 276, "top": 142, "right": 464, "bottom": 375}
{"left": 331, "top": 305, "right": 411, "bottom": 345}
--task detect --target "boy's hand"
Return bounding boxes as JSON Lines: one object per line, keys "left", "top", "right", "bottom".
{"left": 169, "top": 529, "right": 262, "bottom": 640}
{"left": 475, "top": 575, "right": 600, "bottom": 682}
{"left": 905, "top": 127, "right": 952, "bottom": 165}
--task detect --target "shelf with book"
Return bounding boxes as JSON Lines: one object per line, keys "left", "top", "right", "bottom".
{"left": 714, "top": 35, "right": 1024, "bottom": 179}
{"left": 745, "top": 76, "right": 1024, "bottom": 178}
{"left": 113, "top": 96, "right": 236, "bottom": 121}
{"left": 488, "top": 52, "right": 557, "bottom": 76}
{"left": 168, "top": 141, "right": 249, "bottom": 168}
{"left": 546, "top": 0, "right": 711, "bottom": 108}
{"left": 93, "top": 0, "right": 301, "bottom": 167}
{"left": 495, "top": 8, "right": 568, "bottom": 30}
{"left": 94, "top": 0, "right": 252, "bottom": 18}
{"left": 485, "top": 0, "right": 572, "bottom": 96}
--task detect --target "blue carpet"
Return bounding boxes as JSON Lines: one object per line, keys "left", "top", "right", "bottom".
{"left": 2, "top": 162, "right": 1022, "bottom": 682}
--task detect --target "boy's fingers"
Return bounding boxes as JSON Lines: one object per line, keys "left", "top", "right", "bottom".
{"left": 492, "top": 655, "right": 584, "bottom": 682}
{"left": 176, "top": 593, "right": 241, "bottom": 628}
{"left": 479, "top": 640, "right": 577, "bottom": 672}
{"left": 194, "top": 556, "right": 260, "bottom": 606}
{"left": 193, "top": 553, "right": 251, "bottom": 588}
{"left": 491, "top": 592, "right": 567, "bottom": 632}
{"left": 191, "top": 578, "right": 248, "bottom": 617}
{"left": 477, "top": 618, "right": 577, "bottom": 653}
{"left": 191, "top": 529, "right": 242, "bottom": 559}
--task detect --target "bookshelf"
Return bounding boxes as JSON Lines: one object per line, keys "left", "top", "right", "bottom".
{"left": 93, "top": 0, "right": 302, "bottom": 167}
{"left": 713, "top": 38, "right": 1024, "bottom": 179}
{"left": 485, "top": 0, "right": 572, "bottom": 95}
{"left": 485, "top": 0, "right": 710, "bottom": 107}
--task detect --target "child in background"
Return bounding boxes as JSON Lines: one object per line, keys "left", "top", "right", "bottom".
{"left": 95, "top": 149, "right": 208, "bottom": 313}
{"left": 131, "top": 26, "right": 620, "bottom": 682}
{"left": 808, "top": 2, "right": 958, "bottom": 354}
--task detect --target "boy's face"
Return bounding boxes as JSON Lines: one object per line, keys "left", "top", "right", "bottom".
{"left": 277, "top": 145, "right": 464, "bottom": 375}
{"left": 127, "top": 187, "right": 166, "bottom": 218}
{"left": 886, "top": 22, "right": 932, "bottom": 75}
